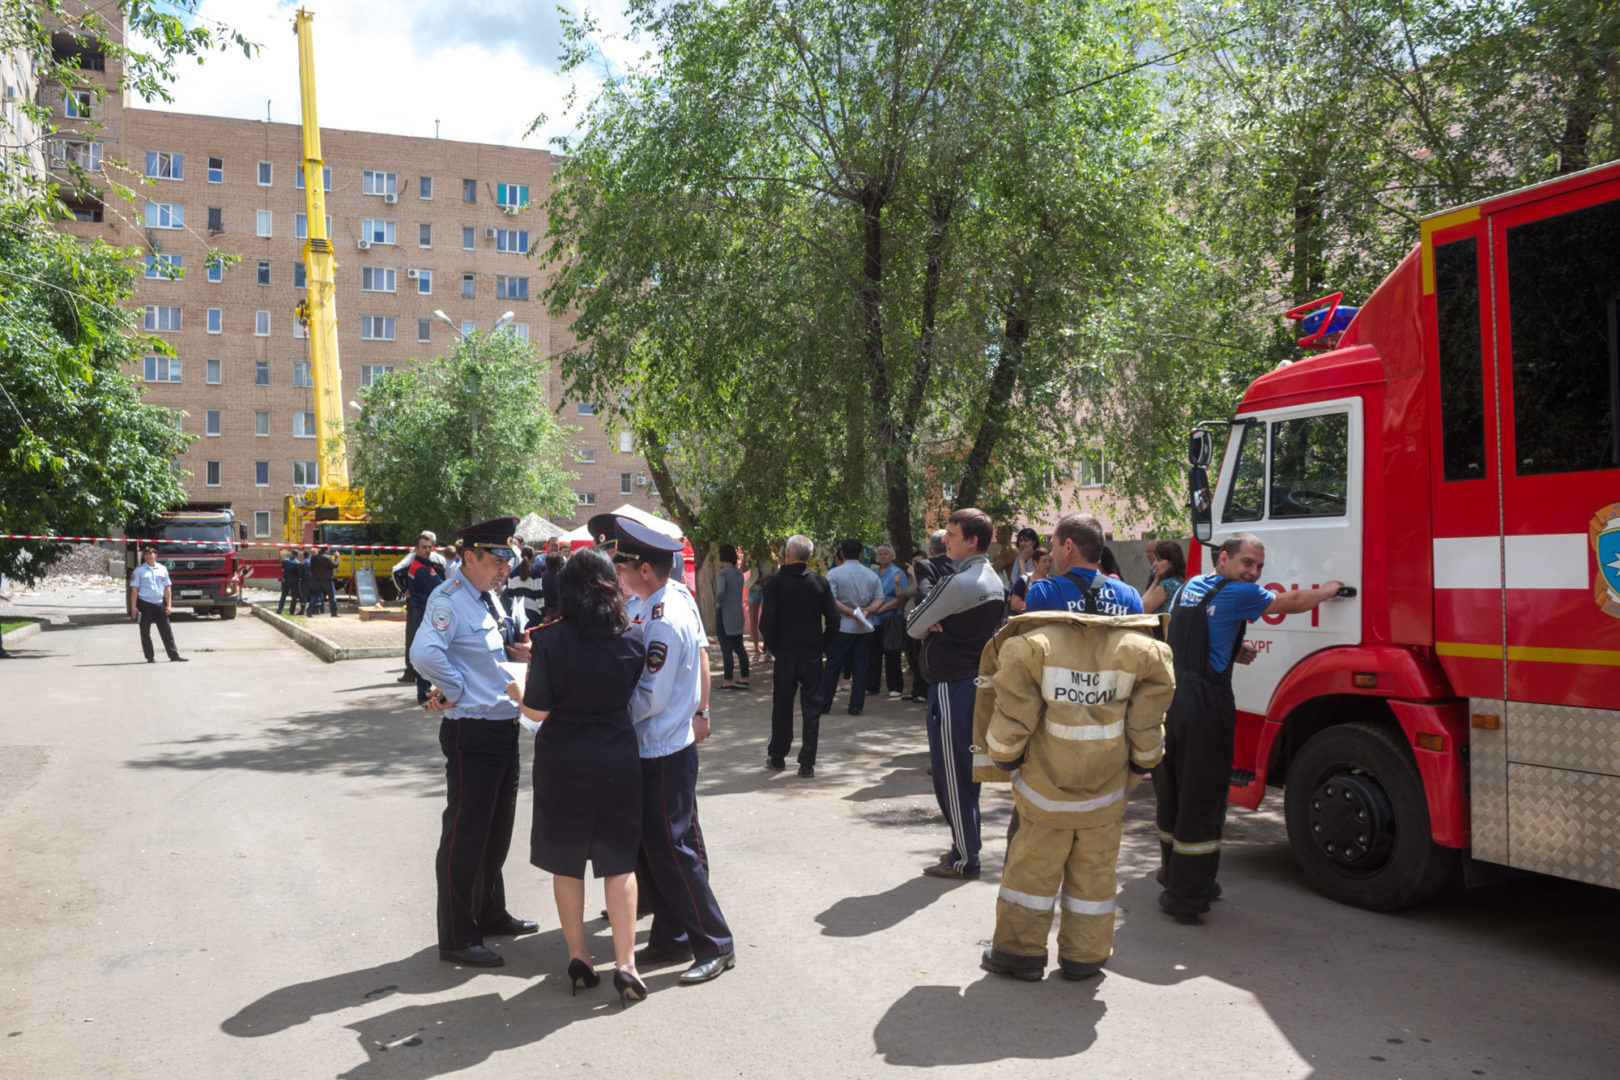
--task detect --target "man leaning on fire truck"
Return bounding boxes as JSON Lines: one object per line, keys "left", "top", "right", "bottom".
{"left": 1156, "top": 532, "right": 1343, "bottom": 924}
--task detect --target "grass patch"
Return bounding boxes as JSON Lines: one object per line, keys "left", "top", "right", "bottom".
{"left": 1, "top": 618, "right": 39, "bottom": 635}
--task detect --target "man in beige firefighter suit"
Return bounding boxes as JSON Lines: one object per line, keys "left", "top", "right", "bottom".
{"left": 971, "top": 608, "right": 1175, "bottom": 980}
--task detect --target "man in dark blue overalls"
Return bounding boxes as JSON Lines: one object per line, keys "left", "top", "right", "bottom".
{"left": 1156, "top": 532, "right": 1343, "bottom": 923}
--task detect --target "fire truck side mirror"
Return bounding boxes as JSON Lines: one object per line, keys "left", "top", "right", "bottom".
{"left": 1189, "top": 465, "right": 1213, "bottom": 543}
{"left": 237, "top": 521, "right": 247, "bottom": 542}
{"left": 1188, "top": 429, "right": 1213, "bottom": 468}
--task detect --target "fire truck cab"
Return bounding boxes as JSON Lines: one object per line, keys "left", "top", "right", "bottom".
{"left": 1189, "top": 160, "right": 1620, "bottom": 910}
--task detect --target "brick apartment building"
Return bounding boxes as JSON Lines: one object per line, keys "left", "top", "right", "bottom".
{"left": 40, "top": 18, "right": 659, "bottom": 543}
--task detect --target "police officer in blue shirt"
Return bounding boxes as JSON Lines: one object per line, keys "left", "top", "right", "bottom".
{"left": 128, "top": 546, "right": 186, "bottom": 662}
{"left": 410, "top": 516, "right": 538, "bottom": 967}
{"left": 1156, "top": 531, "right": 1345, "bottom": 924}
{"left": 1023, "top": 514, "right": 1145, "bottom": 617}
{"left": 591, "top": 513, "right": 736, "bottom": 985}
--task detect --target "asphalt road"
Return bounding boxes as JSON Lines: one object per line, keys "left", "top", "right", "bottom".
{"left": 1, "top": 604, "right": 1616, "bottom": 1079}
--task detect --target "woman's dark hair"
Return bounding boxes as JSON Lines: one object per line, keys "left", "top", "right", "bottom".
{"left": 516, "top": 545, "right": 536, "bottom": 579}
{"left": 1153, "top": 539, "right": 1186, "bottom": 579}
{"left": 544, "top": 552, "right": 564, "bottom": 573}
{"left": 718, "top": 543, "right": 737, "bottom": 565}
{"left": 1099, "top": 546, "right": 1122, "bottom": 577}
{"left": 556, "top": 548, "right": 629, "bottom": 637}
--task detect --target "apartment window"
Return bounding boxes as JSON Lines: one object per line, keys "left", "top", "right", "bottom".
{"left": 294, "top": 263, "right": 306, "bottom": 289}
{"left": 495, "top": 183, "right": 529, "bottom": 209}
{"left": 207, "top": 308, "right": 222, "bottom": 334}
{"left": 295, "top": 213, "right": 306, "bottom": 238}
{"left": 163, "top": 409, "right": 183, "bottom": 432}
{"left": 296, "top": 165, "right": 331, "bottom": 190}
{"left": 255, "top": 310, "right": 271, "bottom": 337}
{"left": 419, "top": 176, "right": 433, "bottom": 200}
{"left": 292, "top": 317, "right": 306, "bottom": 340}
{"left": 143, "top": 305, "right": 181, "bottom": 332}
{"left": 361, "top": 267, "right": 396, "bottom": 292}
{"left": 254, "top": 461, "right": 270, "bottom": 487}
{"left": 50, "top": 138, "right": 102, "bottom": 170}
{"left": 575, "top": 491, "right": 597, "bottom": 507}
{"left": 577, "top": 402, "right": 596, "bottom": 415}
{"left": 495, "top": 229, "right": 528, "bottom": 254}
{"left": 620, "top": 472, "right": 633, "bottom": 495}
{"left": 361, "top": 364, "right": 393, "bottom": 387}
{"left": 142, "top": 356, "right": 181, "bottom": 382}
{"left": 254, "top": 409, "right": 269, "bottom": 435}
{"left": 257, "top": 209, "right": 272, "bottom": 237}
{"left": 253, "top": 510, "right": 270, "bottom": 537}
{"left": 361, "top": 219, "right": 396, "bottom": 245}
{"left": 293, "top": 361, "right": 313, "bottom": 388}
{"left": 461, "top": 273, "right": 475, "bottom": 299}
{"left": 416, "top": 269, "right": 432, "bottom": 294}
{"left": 257, "top": 160, "right": 272, "bottom": 186}
{"left": 418, "top": 223, "right": 432, "bottom": 248}
{"left": 294, "top": 411, "right": 317, "bottom": 438}
{"left": 510, "top": 323, "right": 529, "bottom": 343}
{"left": 144, "top": 202, "right": 183, "bottom": 229}
{"left": 361, "top": 316, "right": 395, "bottom": 340}
{"left": 256, "top": 260, "right": 271, "bottom": 286}
{"left": 144, "top": 151, "right": 183, "bottom": 180}
{"left": 462, "top": 226, "right": 475, "bottom": 250}
{"left": 254, "top": 362, "right": 269, "bottom": 387}
{"left": 205, "top": 358, "right": 221, "bottom": 384}
{"left": 618, "top": 432, "right": 633, "bottom": 453}
{"left": 362, "top": 170, "right": 397, "bottom": 197}
{"left": 417, "top": 318, "right": 431, "bottom": 342}
{"left": 64, "top": 89, "right": 90, "bottom": 118}
{"left": 461, "top": 319, "right": 475, "bottom": 337}
{"left": 143, "top": 253, "right": 182, "bottom": 280}
{"left": 496, "top": 275, "right": 529, "bottom": 301}
{"left": 462, "top": 178, "right": 477, "bottom": 203}
{"left": 207, "top": 155, "right": 223, "bottom": 183}
{"left": 205, "top": 460, "right": 221, "bottom": 487}
{"left": 205, "top": 410, "right": 221, "bottom": 436}
{"left": 293, "top": 461, "right": 318, "bottom": 487}
{"left": 577, "top": 447, "right": 597, "bottom": 463}
{"left": 206, "top": 206, "right": 223, "bottom": 233}
{"left": 206, "top": 256, "right": 223, "bottom": 283}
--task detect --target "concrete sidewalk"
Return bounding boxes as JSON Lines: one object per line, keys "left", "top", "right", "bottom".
{"left": 1, "top": 613, "right": 1616, "bottom": 1078}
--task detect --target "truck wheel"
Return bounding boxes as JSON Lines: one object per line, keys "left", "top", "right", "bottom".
{"left": 219, "top": 604, "right": 238, "bottom": 621}
{"left": 1283, "top": 720, "right": 1458, "bottom": 911}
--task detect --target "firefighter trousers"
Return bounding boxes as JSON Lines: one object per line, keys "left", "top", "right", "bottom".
{"left": 1154, "top": 670, "right": 1236, "bottom": 916}
{"left": 993, "top": 812, "right": 1121, "bottom": 966}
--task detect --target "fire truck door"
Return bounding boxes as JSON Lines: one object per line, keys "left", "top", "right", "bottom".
{"left": 1210, "top": 397, "right": 1365, "bottom": 719}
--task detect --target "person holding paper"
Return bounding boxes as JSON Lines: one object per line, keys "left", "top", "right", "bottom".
{"left": 816, "top": 537, "right": 882, "bottom": 716}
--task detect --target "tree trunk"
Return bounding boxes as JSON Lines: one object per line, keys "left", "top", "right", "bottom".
{"left": 955, "top": 285, "right": 1028, "bottom": 509}
{"left": 848, "top": 179, "right": 888, "bottom": 518}
{"left": 1291, "top": 168, "right": 1326, "bottom": 304}
{"left": 638, "top": 427, "right": 715, "bottom": 632}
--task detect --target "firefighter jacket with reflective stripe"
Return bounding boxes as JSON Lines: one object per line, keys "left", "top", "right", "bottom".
{"left": 970, "top": 612, "right": 1175, "bottom": 829}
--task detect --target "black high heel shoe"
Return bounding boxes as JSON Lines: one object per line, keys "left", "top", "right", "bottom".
{"left": 568, "top": 958, "right": 601, "bottom": 996}
{"left": 613, "top": 968, "right": 648, "bottom": 1008}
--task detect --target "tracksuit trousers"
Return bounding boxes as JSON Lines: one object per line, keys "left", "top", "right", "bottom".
{"left": 927, "top": 676, "right": 981, "bottom": 871}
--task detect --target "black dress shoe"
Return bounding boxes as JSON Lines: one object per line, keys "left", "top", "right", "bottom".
{"left": 169, "top": 655, "right": 189, "bottom": 662}
{"left": 635, "top": 942, "right": 693, "bottom": 965}
{"left": 482, "top": 916, "right": 539, "bottom": 936}
{"left": 766, "top": 756, "right": 785, "bottom": 771}
{"left": 439, "top": 945, "right": 504, "bottom": 967}
{"left": 396, "top": 672, "right": 417, "bottom": 683}
{"left": 846, "top": 708, "right": 862, "bottom": 716}
{"left": 679, "top": 948, "right": 735, "bottom": 984}
{"left": 798, "top": 763, "right": 814, "bottom": 778}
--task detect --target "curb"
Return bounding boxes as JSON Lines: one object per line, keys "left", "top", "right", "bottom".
{"left": 249, "top": 603, "right": 403, "bottom": 663}
{"left": 1, "top": 620, "right": 43, "bottom": 649}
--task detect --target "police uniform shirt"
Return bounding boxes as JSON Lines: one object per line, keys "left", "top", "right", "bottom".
{"left": 628, "top": 581, "right": 707, "bottom": 758}
{"left": 130, "top": 562, "right": 171, "bottom": 604}
{"left": 409, "top": 567, "right": 521, "bottom": 720}
{"left": 1024, "top": 568, "right": 1145, "bottom": 617}
{"left": 1173, "top": 573, "right": 1276, "bottom": 673}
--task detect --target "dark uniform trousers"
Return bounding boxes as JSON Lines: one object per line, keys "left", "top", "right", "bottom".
{"left": 136, "top": 598, "right": 179, "bottom": 660}
{"left": 927, "top": 676, "right": 982, "bottom": 868}
{"left": 1156, "top": 579, "right": 1239, "bottom": 917}
{"left": 404, "top": 604, "right": 427, "bottom": 690}
{"left": 436, "top": 716, "right": 520, "bottom": 950}
{"left": 769, "top": 651, "right": 824, "bottom": 766}
{"left": 637, "top": 743, "right": 733, "bottom": 961}
{"left": 276, "top": 577, "right": 300, "bottom": 615}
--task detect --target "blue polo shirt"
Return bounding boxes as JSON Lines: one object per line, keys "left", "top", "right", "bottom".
{"left": 1023, "top": 569, "right": 1143, "bottom": 617}
{"left": 1173, "top": 573, "right": 1277, "bottom": 672}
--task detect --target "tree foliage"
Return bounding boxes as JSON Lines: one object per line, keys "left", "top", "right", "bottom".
{"left": 348, "top": 333, "right": 579, "bottom": 537}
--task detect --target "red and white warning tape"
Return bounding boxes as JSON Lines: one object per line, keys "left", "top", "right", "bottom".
{"left": 0, "top": 533, "right": 417, "bottom": 551}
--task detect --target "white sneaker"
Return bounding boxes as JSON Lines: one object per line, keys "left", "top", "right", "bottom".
{"left": 889, "top": 691, "right": 902, "bottom": 698}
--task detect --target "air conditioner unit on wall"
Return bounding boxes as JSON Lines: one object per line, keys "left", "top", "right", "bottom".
{"left": 501, "top": 205, "right": 519, "bottom": 216}
{"left": 356, "top": 239, "right": 371, "bottom": 250}
{"left": 382, "top": 192, "right": 398, "bottom": 204}
{"left": 636, "top": 473, "right": 648, "bottom": 486}
{"left": 406, "top": 268, "right": 419, "bottom": 279}
{"left": 484, "top": 227, "right": 497, "bottom": 240}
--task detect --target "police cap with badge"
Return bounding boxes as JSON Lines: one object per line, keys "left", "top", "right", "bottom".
{"left": 452, "top": 517, "right": 520, "bottom": 557}
{"left": 588, "top": 513, "right": 683, "bottom": 565}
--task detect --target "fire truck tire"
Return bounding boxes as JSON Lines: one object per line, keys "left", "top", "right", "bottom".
{"left": 219, "top": 604, "right": 238, "bottom": 621}
{"left": 1283, "top": 721, "right": 1458, "bottom": 912}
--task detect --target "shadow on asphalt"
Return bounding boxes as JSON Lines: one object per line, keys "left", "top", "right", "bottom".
{"left": 873, "top": 976, "right": 1105, "bottom": 1066}
{"left": 816, "top": 875, "right": 970, "bottom": 937}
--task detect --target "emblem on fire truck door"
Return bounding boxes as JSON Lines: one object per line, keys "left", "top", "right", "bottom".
{"left": 1590, "top": 502, "right": 1620, "bottom": 620}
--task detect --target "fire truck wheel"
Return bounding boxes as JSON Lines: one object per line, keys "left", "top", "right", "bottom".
{"left": 219, "top": 604, "right": 237, "bottom": 621}
{"left": 1284, "top": 720, "right": 1458, "bottom": 912}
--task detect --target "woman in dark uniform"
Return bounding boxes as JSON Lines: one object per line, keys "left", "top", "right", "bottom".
{"left": 505, "top": 548, "right": 649, "bottom": 1004}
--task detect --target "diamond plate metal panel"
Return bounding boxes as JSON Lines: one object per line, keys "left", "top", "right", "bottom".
{"left": 1470, "top": 697, "right": 1509, "bottom": 864}
{"left": 1505, "top": 700, "right": 1620, "bottom": 775}
{"left": 1507, "top": 765, "right": 1620, "bottom": 889}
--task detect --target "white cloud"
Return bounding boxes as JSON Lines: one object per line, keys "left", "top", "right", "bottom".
{"left": 136, "top": 0, "right": 647, "bottom": 149}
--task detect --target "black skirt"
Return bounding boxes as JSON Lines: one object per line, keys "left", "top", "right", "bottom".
{"left": 530, "top": 713, "right": 642, "bottom": 877}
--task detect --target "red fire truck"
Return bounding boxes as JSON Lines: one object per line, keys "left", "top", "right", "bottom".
{"left": 1186, "top": 159, "right": 1620, "bottom": 910}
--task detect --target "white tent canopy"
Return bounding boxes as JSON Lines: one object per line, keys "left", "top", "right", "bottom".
{"left": 607, "top": 503, "right": 683, "bottom": 539}
{"left": 560, "top": 523, "right": 595, "bottom": 545}
{"left": 515, "top": 513, "right": 567, "bottom": 543}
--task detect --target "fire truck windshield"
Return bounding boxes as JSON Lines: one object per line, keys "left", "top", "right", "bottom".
{"left": 154, "top": 524, "right": 233, "bottom": 553}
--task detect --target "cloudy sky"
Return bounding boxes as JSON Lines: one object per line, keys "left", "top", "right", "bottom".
{"left": 141, "top": 0, "right": 648, "bottom": 148}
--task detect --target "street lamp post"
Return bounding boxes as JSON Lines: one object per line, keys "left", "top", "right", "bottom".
{"left": 431, "top": 310, "right": 516, "bottom": 445}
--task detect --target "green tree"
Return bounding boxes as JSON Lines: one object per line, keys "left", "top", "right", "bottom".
{"left": 347, "top": 332, "right": 579, "bottom": 536}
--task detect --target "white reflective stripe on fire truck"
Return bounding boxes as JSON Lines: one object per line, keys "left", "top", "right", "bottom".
{"left": 1172, "top": 837, "right": 1222, "bottom": 855}
{"left": 1061, "top": 894, "right": 1118, "bottom": 916}
{"left": 1012, "top": 773, "right": 1126, "bottom": 814}
{"left": 998, "top": 886, "right": 1057, "bottom": 911}
{"left": 1432, "top": 534, "right": 1589, "bottom": 590}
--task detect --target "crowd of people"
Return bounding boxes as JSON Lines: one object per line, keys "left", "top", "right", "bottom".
{"left": 397, "top": 505, "right": 1345, "bottom": 996}
{"left": 274, "top": 546, "right": 339, "bottom": 617}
